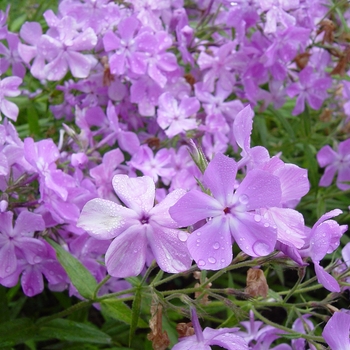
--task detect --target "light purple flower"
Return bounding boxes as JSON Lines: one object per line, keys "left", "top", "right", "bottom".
{"left": 170, "top": 153, "right": 281, "bottom": 270}
{"left": 77, "top": 175, "right": 192, "bottom": 277}
{"left": 322, "top": 312, "right": 350, "bottom": 350}
{"left": 173, "top": 308, "right": 248, "bottom": 350}
{"left": 317, "top": 138, "right": 350, "bottom": 190}
{"left": 0, "top": 76, "right": 22, "bottom": 121}
{"left": 157, "top": 92, "right": 199, "bottom": 138}
{"left": 286, "top": 66, "right": 331, "bottom": 115}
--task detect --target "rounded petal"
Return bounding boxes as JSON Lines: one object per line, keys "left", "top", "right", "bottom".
{"left": 187, "top": 216, "right": 233, "bottom": 270}
{"left": 203, "top": 153, "right": 237, "bottom": 206}
{"left": 67, "top": 51, "right": 94, "bottom": 78}
{"left": 323, "top": 312, "right": 350, "bottom": 350}
{"left": 77, "top": 198, "right": 138, "bottom": 239}
{"left": 0, "top": 242, "right": 16, "bottom": 278}
{"left": 105, "top": 226, "right": 147, "bottom": 277}
{"left": 148, "top": 225, "right": 192, "bottom": 273}
{"left": 314, "top": 262, "right": 340, "bottom": 293}
{"left": 0, "top": 99, "right": 19, "bottom": 121}
{"left": 112, "top": 175, "right": 155, "bottom": 213}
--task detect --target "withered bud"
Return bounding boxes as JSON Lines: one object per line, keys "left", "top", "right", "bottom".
{"left": 145, "top": 136, "right": 161, "bottom": 150}
{"left": 317, "top": 19, "right": 336, "bottom": 44}
{"left": 331, "top": 47, "right": 350, "bottom": 76}
{"left": 147, "top": 304, "right": 170, "bottom": 350}
{"left": 184, "top": 73, "right": 196, "bottom": 88}
{"left": 176, "top": 322, "right": 195, "bottom": 338}
{"left": 294, "top": 52, "right": 311, "bottom": 70}
{"left": 245, "top": 268, "right": 269, "bottom": 298}
{"left": 319, "top": 108, "right": 332, "bottom": 122}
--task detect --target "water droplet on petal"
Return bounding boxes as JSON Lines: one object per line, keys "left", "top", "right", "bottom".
{"left": 5, "top": 266, "right": 11, "bottom": 273}
{"left": 221, "top": 259, "right": 225, "bottom": 263}
{"left": 263, "top": 222, "right": 269, "bottom": 228}
{"left": 197, "top": 259, "right": 206, "bottom": 267}
{"left": 213, "top": 242, "right": 220, "bottom": 250}
{"left": 208, "top": 257, "right": 216, "bottom": 264}
{"left": 33, "top": 256, "right": 42, "bottom": 263}
{"left": 253, "top": 241, "right": 271, "bottom": 256}
{"left": 239, "top": 194, "right": 249, "bottom": 204}
{"left": 196, "top": 239, "right": 201, "bottom": 243}
{"left": 178, "top": 231, "right": 188, "bottom": 242}
{"left": 196, "top": 231, "right": 201, "bottom": 236}
{"left": 254, "top": 214, "right": 261, "bottom": 222}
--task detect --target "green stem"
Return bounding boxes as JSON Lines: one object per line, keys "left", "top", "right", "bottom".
{"left": 93, "top": 274, "right": 111, "bottom": 299}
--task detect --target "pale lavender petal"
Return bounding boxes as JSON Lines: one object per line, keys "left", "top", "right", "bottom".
{"left": 21, "top": 266, "right": 44, "bottom": 297}
{"left": 67, "top": 51, "right": 93, "bottom": 78}
{"left": 314, "top": 262, "right": 340, "bottom": 292}
{"left": 103, "top": 31, "right": 121, "bottom": 52}
{"left": 322, "top": 312, "right": 350, "bottom": 350}
{"left": 77, "top": 198, "right": 138, "bottom": 239}
{"left": 266, "top": 207, "right": 305, "bottom": 248}
{"left": 16, "top": 237, "right": 47, "bottom": 265}
{"left": 112, "top": 175, "right": 155, "bottom": 213}
{"left": 169, "top": 190, "right": 223, "bottom": 227}
{"left": 129, "top": 52, "right": 148, "bottom": 75}
{"left": 1, "top": 76, "right": 22, "bottom": 95}
{"left": 208, "top": 332, "right": 248, "bottom": 350}
{"left": 0, "top": 242, "right": 16, "bottom": 277}
{"left": 309, "top": 222, "right": 332, "bottom": 261}
{"left": 337, "top": 167, "right": 350, "bottom": 190}
{"left": 148, "top": 225, "right": 192, "bottom": 273}
{"left": 20, "top": 21, "right": 42, "bottom": 45}
{"left": 338, "top": 139, "right": 350, "bottom": 156}
{"left": 314, "top": 209, "right": 342, "bottom": 227}
{"left": 151, "top": 189, "right": 186, "bottom": 228}
{"left": 307, "top": 94, "right": 323, "bottom": 110}
{"left": 105, "top": 226, "right": 147, "bottom": 277}
{"left": 109, "top": 52, "right": 125, "bottom": 75}
{"left": 234, "top": 169, "right": 281, "bottom": 211}
{"left": 233, "top": 105, "right": 254, "bottom": 152}
{"left": 0, "top": 99, "right": 19, "bottom": 121}
{"left": 0, "top": 211, "right": 13, "bottom": 236}
{"left": 118, "top": 16, "right": 139, "bottom": 42}
{"left": 319, "top": 164, "right": 337, "bottom": 187}
{"left": 229, "top": 213, "right": 277, "bottom": 257}
{"left": 13, "top": 211, "right": 45, "bottom": 236}
{"left": 292, "top": 94, "right": 306, "bottom": 115}
{"left": 44, "top": 53, "right": 68, "bottom": 81}
{"left": 179, "top": 96, "right": 200, "bottom": 117}
{"left": 71, "top": 28, "right": 97, "bottom": 51}
{"left": 118, "top": 131, "right": 140, "bottom": 154}
{"left": 187, "top": 216, "right": 233, "bottom": 270}
{"left": 203, "top": 153, "right": 237, "bottom": 206}
{"left": 148, "top": 63, "right": 167, "bottom": 87}
{"left": 342, "top": 242, "right": 350, "bottom": 267}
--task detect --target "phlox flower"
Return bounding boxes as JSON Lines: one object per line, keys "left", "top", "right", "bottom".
{"left": 0, "top": 76, "right": 22, "bottom": 121}
{"left": 322, "top": 312, "right": 350, "bottom": 350}
{"left": 170, "top": 153, "right": 282, "bottom": 270}
{"left": 173, "top": 308, "right": 248, "bottom": 350}
{"left": 77, "top": 175, "right": 192, "bottom": 277}
{"left": 317, "top": 138, "right": 350, "bottom": 190}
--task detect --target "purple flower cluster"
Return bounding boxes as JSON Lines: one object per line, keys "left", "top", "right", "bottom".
{"left": 0, "top": 0, "right": 350, "bottom": 348}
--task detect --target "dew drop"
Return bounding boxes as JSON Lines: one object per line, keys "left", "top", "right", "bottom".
{"left": 254, "top": 214, "right": 261, "bottom": 222}
{"left": 221, "top": 259, "right": 225, "bottom": 263}
{"left": 253, "top": 241, "right": 271, "bottom": 256}
{"left": 178, "top": 231, "right": 188, "bottom": 242}
{"left": 263, "top": 222, "right": 269, "bottom": 228}
{"left": 196, "top": 239, "right": 201, "bottom": 243}
{"left": 5, "top": 266, "right": 11, "bottom": 273}
{"left": 33, "top": 256, "right": 42, "bottom": 264}
{"left": 213, "top": 242, "right": 220, "bottom": 250}
{"left": 197, "top": 259, "right": 206, "bottom": 267}
{"left": 196, "top": 231, "right": 201, "bottom": 236}
{"left": 208, "top": 257, "right": 216, "bottom": 264}
{"left": 239, "top": 194, "right": 249, "bottom": 204}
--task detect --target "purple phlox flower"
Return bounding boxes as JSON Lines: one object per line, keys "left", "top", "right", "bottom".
{"left": 59, "top": 0, "right": 121, "bottom": 34}
{"left": 0, "top": 239, "right": 67, "bottom": 297}
{"left": 261, "top": 26, "right": 310, "bottom": 69}
{"left": 0, "top": 32, "right": 26, "bottom": 77}
{"left": 291, "top": 315, "right": 316, "bottom": 350}
{"left": 24, "top": 137, "right": 74, "bottom": 201}
{"left": 40, "top": 15, "right": 97, "bottom": 80}
{"left": 342, "top": 81, "right": 350, "bottom": 123}
{"left": 0, "top": 75, "right": 22, "bottom": 121}
{"left": 299, "top": 209, "right": 347, "bottom": 292}
{"left": 108, "top": 76, "right": 127, "bottom": 102}
{"left": 0, "top": 5, "right": 9, "bottom": 39}
{"left": 170, "top": 153, "right": 281, "bottom": 270}
{"left": 77, "top": 174, "right": 192, "bottom": 277}
{"left": 317, "top": 138, "right": 350, "bottom": 191}
{"left": 104, "top": 101, "right": 140, "bottom": 154}
{"left": 286, "top": 66, "right": 332, "bottom": 115}
{"left": 157, "top": 92, "right": 200, "bottom": 138}
{"left": 50, "top": 79, "right": 77, "bottom": 120}
{"left": 169, "top": 145, "right": 202, "bottom": 192}
{"left": 131, "top": 0, "right": 172, "bottom": 31}
{"left": 0, "top": 210, "right": 46, "bottom": 279}
{"left": 130, "top": 75, "right": 163, "bottom": 116}
{"left": 90, "top": 148, "right": 125, "bottom": 201}
{"left": 259, "top": 0, "right": 299, "bottom": 34}
{"left": 322, "top": 312, "right": 350, "bottom": 350}
{"left": 197, "top": 41, "right": 237, "bottom": 92}
{"left": 202, "top": 131, "right": 229, "bottom": 159}
{"left": 173, "top": 307, "right": 248, "bottom": 350}
{"left": 237, "top": 310, "right": 269, "bottom": 345}
{"left": 128, "top": 145, "right": 175, "bottom": 184}
{"left": 252, "top": 328, "right": 291, "bottom": 350}
{"left": 103, "top": 16, "right": 156, "bottom": 76}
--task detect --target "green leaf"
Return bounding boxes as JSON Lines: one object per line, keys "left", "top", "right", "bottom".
{"left": 101, "top": 300, "right": 148, "bottom": 328}
{"left": 0, "top": 318, "right": 36, "bottom": 347}
{"left": 37, "top": 319, "right": 111, "bottom": 344}
{"left": 27, "top": 102, "right": 41, "bottom": 137}
{"left": 46, "top": 238, "right": 98, "bottom": 300}
{"left": 129, "top": 287, "right": 143, "bottom": 346}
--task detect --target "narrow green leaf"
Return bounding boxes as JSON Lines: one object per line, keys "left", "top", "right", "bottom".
{"left": 101, "top": 300, "right": 148, "bottom": 328}
{"left": 129, "top": 287, "right": 143, "bottom": 346}
{"left": 9, "top": 13, "right": 27, "bottom": 32}
{"left": 267, "top": 107, "right": 296, "bottom": 141}
{"left": 47, "top": 238, "right": 97, "bottom": 300}
{"left": 27, "top": 102, "right": 41, "bottom": 137}
{"left": 0, "top": 318, "right": 36, "bottom": 347}
{"left": 37, "top": 319, "right": 111, "bottom": 344}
